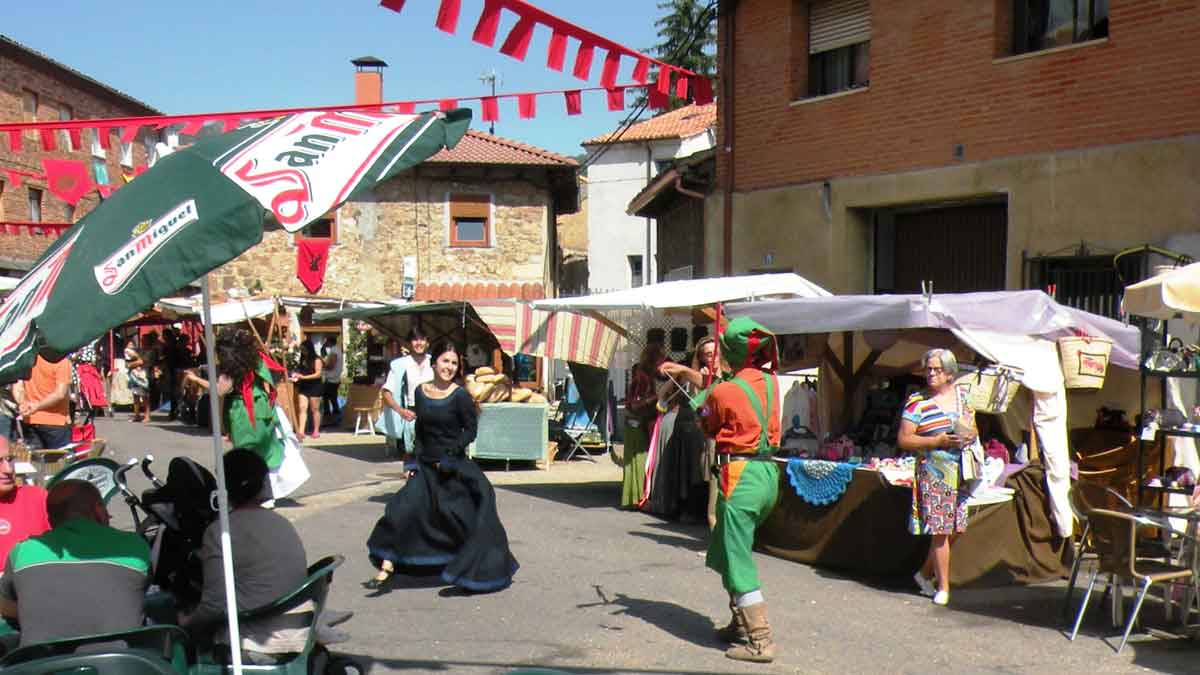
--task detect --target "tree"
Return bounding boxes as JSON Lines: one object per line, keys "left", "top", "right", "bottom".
{"left": 634, "top": 0, "right": 717, "bottom": 112}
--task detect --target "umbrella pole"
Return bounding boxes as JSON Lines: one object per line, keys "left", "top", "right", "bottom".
{"left": 201, "top": 275, "right": 244, "bottom": 674}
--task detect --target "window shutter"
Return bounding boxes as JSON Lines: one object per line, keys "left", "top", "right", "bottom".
{"left": 809, "top": 0, "right": 871, "bottom": 54}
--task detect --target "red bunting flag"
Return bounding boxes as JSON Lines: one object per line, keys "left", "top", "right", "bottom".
{"left": 97, "top": 184, "right": 119, "bottom": 199}
{"left": 632, "top": 58, "right": 650, "bottom": 84}
{"left": 396, "top": 101, "right": 416, "bottom": 114}
{"left": 601, "top": 51, "right": 621, "bottom": 88}
{"left": 221, "top": 117, "right": 239, "bottom": 133}
{"left": 656, "top": 71, "right": 672, "bottom": 95}
{"left": 39, "top": 129, "right": 56, "bottom": 151}
{"left": 675, "top": 75, "right": 689, "bottom": 100}
{"left": 7, "top": 130, "right": 21, "bottom": 153}
{"left": 481, "top": 96, "right": 499, "bottom": 122}
{"left": 693, "top": 76, "right": 714, "bottom": 105}
{"left": 379, "top": 0, "right": 406, "bottom": 9}
{"left": 648, "top": 87, "right": 668, "bottom": 111}
{"left": 518, "top": 93, "right": 537, "bottom": 119}
{"left": 296, "top": 238, "right": 332, "bottom": 294}
{"left": 5, "top": 170, "right": 22, "bottom": 188}
{"left": 94, "top": 127, "right": 111, "bottom": 150}
{"left": 472, "top": 0, "right": 502, "bottom": 46}
{"left": 573, "top": 43, "right": 595, "bottom": 81}
{"left": 439, "top": 99, "right": 458, "bottom": 111}
{"left": 120, "top": 125, "right": 139, "bottom": 143}
{"left": 180, "top": 119, "right": 205, "bottom": 135}
{"left": 547, "top": 29, "right": 568, "bottom": 71}
{"left": 68, "top": 128, "right": 82, "bottom": 150}
{"left": 500, "top": 15, "right": 536, "bottom": 61}
{"left": 42, "top": 158, "right": 94, "bottom": 206}
{"left": 606, "top": 87, "right": 625, "bottom": 111}
{"left": 564, "top": 90, "right": 582, "bottom": 115}
{"left": 435, "top": 0, "right": 462, "bottom": 33}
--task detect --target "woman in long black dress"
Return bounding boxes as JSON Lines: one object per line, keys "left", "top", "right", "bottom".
{"left": 364, "top": 340, "right": 519, "bottom": 593}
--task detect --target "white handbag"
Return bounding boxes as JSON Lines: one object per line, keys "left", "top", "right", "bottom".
{"left": 270, "top": 404, "right": 311, "bottom": 500}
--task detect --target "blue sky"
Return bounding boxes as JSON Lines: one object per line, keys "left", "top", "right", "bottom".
{"left": 4, "top": 1, "right": 669, "bottom": 157}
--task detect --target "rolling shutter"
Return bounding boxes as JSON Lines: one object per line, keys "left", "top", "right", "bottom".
{"left": 809, "top": 0, "right": 872, "bottom": 54}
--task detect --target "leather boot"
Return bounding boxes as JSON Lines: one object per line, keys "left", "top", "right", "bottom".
{"left": 725, "top": 602, "right": 775, "bottom": 663}
{"left": 714, "top": 599, "right": 746, "bottom": 643}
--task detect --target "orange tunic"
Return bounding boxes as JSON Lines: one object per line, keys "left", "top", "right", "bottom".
{"left": 700, "top": 368, "right": 781, "bottom": 455}
{"left": 25, "top": 355, "right": 71, "bottom": 427}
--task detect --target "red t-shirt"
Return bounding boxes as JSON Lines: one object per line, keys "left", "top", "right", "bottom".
{"left": 0, "top": 485, "right": 51, "bottom": 568}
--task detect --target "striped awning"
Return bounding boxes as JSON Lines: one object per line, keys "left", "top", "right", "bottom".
{"left": 473, "top": 301, "right": 623, "bottom": 369}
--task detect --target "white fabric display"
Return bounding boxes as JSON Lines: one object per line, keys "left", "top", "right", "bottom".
{"left": 1033, "top": 388, "right": 1073, "bottom": 537}
{"left": 270, "top": 404, "right": 311, "bottom": 500}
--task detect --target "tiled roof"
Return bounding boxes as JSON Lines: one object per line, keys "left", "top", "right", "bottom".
{"left": 414, "top": 281, "right": 544, "bottom": 302}
{"left": 582, "top": 102, "right": 716, "bottom": 146}
{"left": 0, "top": 35, "right": 161, "bottom": 115}
{"left": 427, "top": 130, "right": 578, "bottom": 167}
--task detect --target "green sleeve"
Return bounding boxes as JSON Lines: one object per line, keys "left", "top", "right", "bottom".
{"left": 226, "top": 387, "right": 284, "bottom": 469}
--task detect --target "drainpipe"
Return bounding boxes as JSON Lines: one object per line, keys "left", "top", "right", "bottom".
{"left": 674, "top": 175, "right": 706, "bottom": 201}
{"left": 720, "top": 2, "right": 736, "bottom": 276}
{"left": 645, "top": 142, "right": 654, "bottom": 285}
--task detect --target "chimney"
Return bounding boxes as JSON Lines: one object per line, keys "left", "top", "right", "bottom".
{"left": 352, "top": 56, "right": 388, "bottom": 105}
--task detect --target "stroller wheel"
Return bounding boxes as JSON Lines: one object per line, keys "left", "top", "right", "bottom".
{"left": 325, "top": 655, "right": 365, "bottom": 675}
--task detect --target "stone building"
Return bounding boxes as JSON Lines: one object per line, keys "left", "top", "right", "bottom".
{"left": 0, "top": 35, "right": 158, "bottom": 277}
{"left": 712, "top": 1, "right": 1200, "bottom": 312}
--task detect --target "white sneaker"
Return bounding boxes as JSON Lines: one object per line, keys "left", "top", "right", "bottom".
{"left": 913, "top": 572, "right": 936, "bottom": 597}
{"left": 932, "top": 590, "right": 949, "bottom": 606}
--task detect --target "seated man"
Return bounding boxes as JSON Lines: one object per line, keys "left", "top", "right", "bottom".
{"left": 0, "top": 437, "right": 50, "bottom": 571}
{"left": 179, "top": 449, "right": 318, "bottom": 662}
{"left": 0, "top": 480, "right": 150, "bottom": 647}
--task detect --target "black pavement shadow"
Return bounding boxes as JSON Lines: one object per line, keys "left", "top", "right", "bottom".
{"left": 360, "top": 569, "right": 448, "bottom": 598}
{"left": 496, "top": 482, "right": 620, "bottom": 510}
{"left": 306, "top": 441, "right": 396, "bottom": 464}
{"left": 626, "top": 523, "right": 707, "bottom": 552}
{"left": 329, "top": 651, "right": 739, "bottom": 674}
{"left": 575, "top": 585, "right": 721, "bottom": 651}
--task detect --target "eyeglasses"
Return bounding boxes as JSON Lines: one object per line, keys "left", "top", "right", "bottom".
{"left": 924, "top": 367, "right": 945, "bottom": 374}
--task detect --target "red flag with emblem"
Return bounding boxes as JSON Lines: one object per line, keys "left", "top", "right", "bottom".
{"left": 296, "top": 239, "right": 332, "bottom": 294}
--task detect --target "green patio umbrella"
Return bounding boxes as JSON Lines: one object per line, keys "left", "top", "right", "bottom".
{"left": 0, "top": 107, "right": 470, "bottom": 672}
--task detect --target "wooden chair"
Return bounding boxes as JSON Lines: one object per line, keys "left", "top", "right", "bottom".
{"left": 1069, "top": 508, "right": 1193, "bottom": 653}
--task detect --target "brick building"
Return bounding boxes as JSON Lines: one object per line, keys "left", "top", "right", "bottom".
{"left": 0, "top": 35, "right": 159, "bottom": 277}
{"left": 212, "top": 61, "right": 578, "bottom": 304}
{"left": 712, "top": 1, "right": 1200, "bottom": 310}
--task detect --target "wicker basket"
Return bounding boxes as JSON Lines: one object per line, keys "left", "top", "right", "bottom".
{"left": 1059, "top": 335, "right": 1112, "bottom": 390}
{"left": 954, "top": 364, "right": 1023, "bottom": 414}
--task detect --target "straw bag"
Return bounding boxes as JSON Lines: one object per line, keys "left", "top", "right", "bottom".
{"left": 1059, "top": 335, "right": 1112, "bottom": 389}
{"left": 954, "top": 364, "right": 1023, "bottom": 414}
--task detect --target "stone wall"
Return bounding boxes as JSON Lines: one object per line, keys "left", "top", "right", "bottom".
{"left": 213, "top": 171, "right": 552, "bottom": 300}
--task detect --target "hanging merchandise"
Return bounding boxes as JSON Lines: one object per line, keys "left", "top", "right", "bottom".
{"left": 954, "top": 363, "right": 1024, "bottom": 414}
{"left": 1058, "top": 334, "right": 1113, "bottom": 389}
{"left": 296, "top": 239, "right": 332, "bottom": 294}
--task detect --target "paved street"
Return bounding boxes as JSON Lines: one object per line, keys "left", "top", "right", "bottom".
{"left": 92, "top": 415, "right": 1197, "bottom": 674}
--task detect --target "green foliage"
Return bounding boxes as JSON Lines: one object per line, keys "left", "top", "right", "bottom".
{"left": 346, "top": 321, "right": 371, "bottom": 381}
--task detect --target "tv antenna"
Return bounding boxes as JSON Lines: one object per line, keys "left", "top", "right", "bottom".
{"left": 479, "top": 69, "right": 501, "bottom": 134}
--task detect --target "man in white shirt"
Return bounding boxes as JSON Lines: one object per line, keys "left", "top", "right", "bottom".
{"left": 321, "top": 335, "right": 342, "bottom": 423}
{"left": 380, "top": 329, "right": 433, "bottom": 459}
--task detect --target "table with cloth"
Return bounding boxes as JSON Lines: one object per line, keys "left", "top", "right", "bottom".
{"left": 757, "top": 461, "right": 1069, "bottom": 587}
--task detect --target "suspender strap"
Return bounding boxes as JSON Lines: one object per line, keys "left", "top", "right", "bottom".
{"left": 729, "top": 373, "right": 776, "bottom": 455}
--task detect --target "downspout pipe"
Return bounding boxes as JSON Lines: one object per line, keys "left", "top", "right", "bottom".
{"left": 674, "top": 175, "right": 706, "bottom": 201}
{"left": 721, "top": 1, "right": 736, "bottom": 276}
{"left": 645, "top": 142, "right": 654, "bottom": 285}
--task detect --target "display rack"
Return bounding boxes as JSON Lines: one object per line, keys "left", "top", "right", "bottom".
{"left": 1136, "top": 343, "right": 1200, "bottom": 502}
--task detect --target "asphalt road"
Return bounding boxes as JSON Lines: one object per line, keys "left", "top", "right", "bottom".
{"left": 89, "top": 414, "right": 1198, "bottom": 674}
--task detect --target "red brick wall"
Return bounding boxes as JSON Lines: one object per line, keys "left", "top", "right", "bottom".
{"left": 719, "top": 0, "right": 1200, "bottom": 192}
{"left": 0, "top": 42, "right": 155, "bottom": 262}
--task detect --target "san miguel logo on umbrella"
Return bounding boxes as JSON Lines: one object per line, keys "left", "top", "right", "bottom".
{"left": 93, "top": 200, "right": 199, "bottom": 295}
{"left": 216, "top": 110, "right": 431, "bottom": 229}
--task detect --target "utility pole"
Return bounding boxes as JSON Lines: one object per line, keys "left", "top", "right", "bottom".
{"left": 478, "top": 69, "right": 500, "bottom": 134}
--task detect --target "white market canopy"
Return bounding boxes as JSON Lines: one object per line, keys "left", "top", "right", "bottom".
{"left": 1123, "top": 261, "right": 1200, "bottom": 320}
{"left": 0, "top": 277, "right": 18, "bottom": 292}
{"left": 157, "top": 296, "right": 279, "bottom": 325}
{"left": 531, "top": 273, "right": 830, "bottom": 312}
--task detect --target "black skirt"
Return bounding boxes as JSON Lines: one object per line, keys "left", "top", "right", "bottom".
{"left": 367, "top": 455, "right": 519, "bottom": 592}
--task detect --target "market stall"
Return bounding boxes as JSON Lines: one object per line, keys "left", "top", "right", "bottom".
{"left": 314, "top": 300, "right": 624, "bottom": 467}
{"left": 726, "top": 289, "right": 1141, "bottom": 585}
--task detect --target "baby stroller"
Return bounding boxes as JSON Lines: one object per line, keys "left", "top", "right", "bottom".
{"left": 115, "top": 455, "right": 218, "bottom": 606}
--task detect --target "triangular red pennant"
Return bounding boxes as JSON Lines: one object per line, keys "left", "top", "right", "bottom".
{"left": 435, "top": 0, "right": 462, "bottom": 34}
{"left": 573, "top": 43, "right": 595, "bottom": 80}
{"left": 675, "top": 74, "right": 689, "bottom": 100}
{"left": 518, "top": 93, "right": 537, "bottom": 119}
{"left": 471, "top": 0, "right": 502, "bottom": 46}
{"left": 42, "top": 159, "right": 94, "bottom": 206}
{"left": 656, "top": 71, "right": 672, "bottom": 95}
{"left": 606, "top": 87, "right": 625, "bottom": 111}
{"left": 648, "top": 87, "right": 669, "bottom": 111}
{"left": 97, "top": 184, "right": 118, "bottom": 199}
{"left": 7, "top": 130, "right": 21, "bottom": 152}
{"left": 68, "top": 128, "right": 82, "bottom": 150}
{"left": 379, "top": 0, "right": 406, "bottom": 10}
{"left": 481, "top": 97, "right": 499, "bottom": 122}
{"left": 221, "top": 117, "right": 239, "bottom": 133}
{"left": 396, "top": 101, "right": 416, "bottom": 114}
{"left": 296, "top": 238, "right": 332, "bottom": 294}
{"left": 94, "top": 127, "right": 111, "bottom": 150}
{"left": 632, "top": 58, "right": 650, "bottom": 84}
{"left": 439, "top": 99, "right": 458, "bottom": 111}
{"left": 601, "top": 51, "right": 621, "bottom": 88}
{"left": 547, "top": 30, "right": 568, "bottom": 71}
{"left": 5, "top": 170, "right": 23, "bottom": 188}
{"left": 693, "top": 76, "right": 714, "bottom": 105}
{"left": 39, "top": 129, "right": 56, "bottom": 151}
{"left": 120, "top": 125, "right": 139, "bottom": 143}
{"left": 564, "top": 90, "right": 582, "bottom": 116}
{"left": 499, "top": 15, "right": 536, "bottom": 61}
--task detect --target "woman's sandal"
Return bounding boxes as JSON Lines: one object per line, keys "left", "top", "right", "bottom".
{"left": 363, "top": 571, "right": 390, "bottom": 590}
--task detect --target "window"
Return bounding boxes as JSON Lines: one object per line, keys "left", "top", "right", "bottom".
{"left": 629, "top": 254, "right": 644, "bottom": 287}
{"left": 808, "top": 0, "right": 871, "bottom": 97}
{"left": 654, "top": 160, "right": 672, "bottom": 175}
{"left": 91, "top": 128, "right": 107, "bottom": 158}
{"left": 64, "top": 204, "right": 75, "bottom": 223}
{"left": 449, "top": 193, "right": 491, "bottom": 247}
{"left": 58, "top": 104, "right": 74, "bottom": 150}
{"left": 28, "top": 188, "right": 42, "bottom": 223}
{"left": 22, "top": 89, "right": 38, "bottom": 142}
{"left": 119, "top": 142, "right": 133, "bottom": 169}
{"left": 92, "top": 157, "right": 110, "bottom": 186}
{"left": 297, "top": 215, "right": 337, "bottom": 243}
{"left": 1013, "top": 0, "right": 1108, "bottom": 55}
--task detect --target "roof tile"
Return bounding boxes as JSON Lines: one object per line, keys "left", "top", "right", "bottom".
{"left": 582, "top": 102, "right": 716, "bottom": 146}
{"left": 428, "top": 130, "right": 578, "bottom": 167}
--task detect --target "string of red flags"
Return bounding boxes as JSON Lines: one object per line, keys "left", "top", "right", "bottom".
{"left": 0, "top": 221, "right": 72, "bottom": 237}
{"left": 376, "top": 0, "right": 712, "bottom": 105}
{"left": 0, "top": 80, "right": 709, "bottom": 156}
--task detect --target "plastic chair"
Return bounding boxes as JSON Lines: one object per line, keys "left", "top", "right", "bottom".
{"left": 0, "top": 624, "right": 193, "bottom": 674}
{"left": 191, "top": 555, "right": 344, "bottom": 674}
{"left": 45, "top": 457, "right": 122, "bottom": 505}
{"left": 1069, "top": 508, "right": 1193, "bottom": 653}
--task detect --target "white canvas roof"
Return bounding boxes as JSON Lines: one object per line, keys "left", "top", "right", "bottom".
{"left": 1123, "top": 261, "right": 1200, "bottom": 320}
{"left": 157, "top": 296, "right": 278, "bottom": 325}
{"left": 531, "top": 273, "right": 830, "bottom": 312}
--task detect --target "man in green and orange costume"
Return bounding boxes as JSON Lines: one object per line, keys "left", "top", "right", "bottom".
{"left": 694, "top": 316, "right": 782, "bottom": 663}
